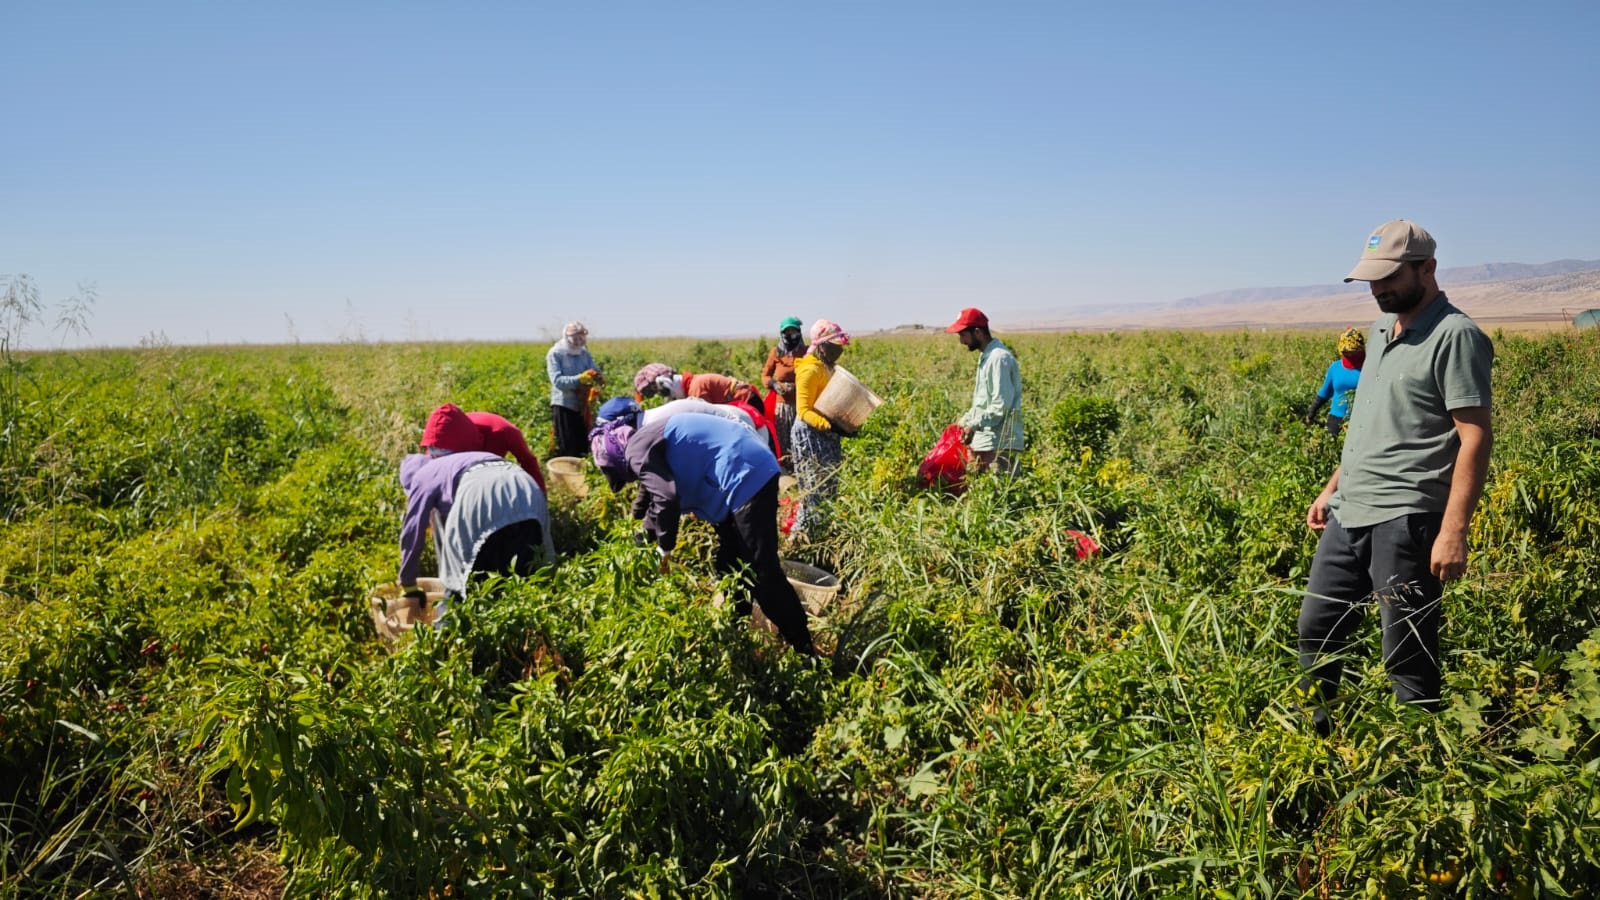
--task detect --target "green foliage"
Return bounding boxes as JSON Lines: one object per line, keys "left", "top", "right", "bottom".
{"left": 3, "top": 330, "right": 1600, "bottom": 896}
{"left": 686, "top": 339, "right": 735, "bottom": 376}
{"left": 1050, "top": 395, "right": 1121, "bottom": 456}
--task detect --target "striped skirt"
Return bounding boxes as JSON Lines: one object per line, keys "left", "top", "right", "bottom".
{"left": 772, "top": 399, "right": 796, "bottom": 464}
{"left": 789, "top": 420, "right": 843, "bottom": 537}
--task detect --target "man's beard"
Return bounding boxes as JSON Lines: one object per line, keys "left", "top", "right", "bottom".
{"left": 1375, "top": 284, "right": 1427, "bottom": 314}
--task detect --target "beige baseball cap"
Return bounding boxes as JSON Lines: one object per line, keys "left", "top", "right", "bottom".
{"left": 1344, "top": 220, "right": 1436, "bottom": 282}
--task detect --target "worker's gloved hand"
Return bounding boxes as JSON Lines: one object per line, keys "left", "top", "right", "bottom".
{"left": 578, "top": 369, "right": 599, "bottom": 386}
{"left": 777, "top": 381, "right": 793, "bottom": 395}
{"left": 402, "top": 587, "right": 427, "bottom": 612}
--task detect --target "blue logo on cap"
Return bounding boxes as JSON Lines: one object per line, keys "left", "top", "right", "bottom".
{"left": 1367, "top": 234, "right": 1382, "bottom": 250}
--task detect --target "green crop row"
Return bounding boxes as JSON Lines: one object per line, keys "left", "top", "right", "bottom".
{"left": 2, "top": 328, "right": 1598, "bottom": 897}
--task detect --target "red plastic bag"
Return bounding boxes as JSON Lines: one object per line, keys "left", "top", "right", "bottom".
{"left": 918, "top": 425, "right": 972, "bottom": 494}
{"left": 1066, "top": 529, "right": 1101, "bottom": 560}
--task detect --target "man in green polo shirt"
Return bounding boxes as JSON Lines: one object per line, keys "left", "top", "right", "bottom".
{"left": 1297, "top": 220, "right": 1494, "bottom": 736}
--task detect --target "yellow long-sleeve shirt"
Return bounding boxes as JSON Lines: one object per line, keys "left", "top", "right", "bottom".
{"left": 793, "top": 354, "right": 834, "bottom": 431}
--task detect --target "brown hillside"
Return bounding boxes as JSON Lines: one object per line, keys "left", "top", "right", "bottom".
{"left": 1022, "top": 270, "right": 1600, "bottom": 332}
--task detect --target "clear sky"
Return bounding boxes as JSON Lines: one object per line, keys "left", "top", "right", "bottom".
{"left": 4, "top": 1, "right": 1597, "bottom": 348}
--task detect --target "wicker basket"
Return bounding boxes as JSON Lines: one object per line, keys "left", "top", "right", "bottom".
{"left": 369, "top": 577, "right": 445, "bottom": 645}
{"left": 812, "top": 366, "right": 883, "bottom": 435}
{"left": 782, "top": 559, "right": 841, "bottom": 615}
{"left": 547, "top": 456, "right": 589, "bottom": 497}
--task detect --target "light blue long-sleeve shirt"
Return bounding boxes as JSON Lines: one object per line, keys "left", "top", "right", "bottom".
{"left": 958, "top": 338, "right": 1023, "bottom": 452}
{"left": 546, "top": 341, "right": 599, "bottom": 410}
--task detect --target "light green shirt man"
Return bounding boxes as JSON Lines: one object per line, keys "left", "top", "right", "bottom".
{"left": 959, "top": 339, "right": 1024, "bottom": 453}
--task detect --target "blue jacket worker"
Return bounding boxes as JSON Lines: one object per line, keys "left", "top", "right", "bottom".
{"left": 590, "top": 410, "right": 820, "bottom": 657}
{"left": 1304, "top": 327, "right": 1366, "bottom": 437}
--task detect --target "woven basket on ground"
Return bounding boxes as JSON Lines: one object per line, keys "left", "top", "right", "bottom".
{"left": 547, "top": 456, "right": 589, "bottom": 497}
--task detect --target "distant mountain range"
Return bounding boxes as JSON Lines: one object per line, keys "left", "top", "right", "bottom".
{"left": 1172, "top": 259, "right": 1600, "bottom": 308}
{"left": 990, "top": 259, "right": 1600, "bottom": 332}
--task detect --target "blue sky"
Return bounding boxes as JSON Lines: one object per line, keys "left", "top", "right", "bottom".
{"left": 4, "top": 1, "right": 1597, "bottom": 348}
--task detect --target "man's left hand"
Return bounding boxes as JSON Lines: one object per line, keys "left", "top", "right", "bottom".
{"left": 959, "top": 425, "right": 975, "bottom": 445}
{"left": 1431, "top": 531, "right": 1469, "bottom": 581}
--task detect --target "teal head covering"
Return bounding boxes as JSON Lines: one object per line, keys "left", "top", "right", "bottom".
{"left": 779, "top": 316, "right": 803, "bottom": 332}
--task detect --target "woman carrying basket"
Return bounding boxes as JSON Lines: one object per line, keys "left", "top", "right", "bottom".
{"left": 789, "top": 318, "right": 852, "bottom": 542}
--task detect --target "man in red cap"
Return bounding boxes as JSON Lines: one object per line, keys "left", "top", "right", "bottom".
{"left": 945, "top": 307, "right": 1023, "bottom": 475}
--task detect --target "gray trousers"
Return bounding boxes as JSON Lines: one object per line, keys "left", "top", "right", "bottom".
{"left": 1297, "top": 512, "right": 1444, "bottom": 734}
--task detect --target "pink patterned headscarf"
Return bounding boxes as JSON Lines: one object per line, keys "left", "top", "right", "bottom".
{"left": 634, "top": 362, "right": 675, "bottom": 394}
{"left": 809, "top": 319, "right": 850, "bottom": 347}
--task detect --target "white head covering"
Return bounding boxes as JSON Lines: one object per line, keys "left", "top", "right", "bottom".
{"left": 558, "top": 321, "right": 589, "bottom": 355}
{"left": 656, "top": 373, "right": 685, "bottom": 399}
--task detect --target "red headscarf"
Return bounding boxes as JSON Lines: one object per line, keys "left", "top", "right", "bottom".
{"left": 422, "top": 404, "right": 482, "bottom": 451}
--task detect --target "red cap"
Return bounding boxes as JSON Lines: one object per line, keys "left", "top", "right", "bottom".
{"left": 944, "top": 307, "right": 989, "bottom": 333}
{"left": 422, "top": 403, "right": 483, "bottom": 451}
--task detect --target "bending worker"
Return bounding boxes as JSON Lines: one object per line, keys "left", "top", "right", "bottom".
{"left": 421, "top": 403, "right": 547, "bottom": 492}
{"left": 591, "top": 411, "right": 820, "bottom": 658}
{"left": 397, "top": 448, "right": 554, "bottom": 624}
